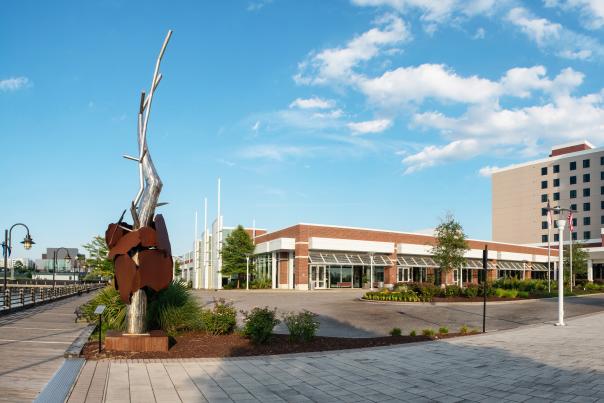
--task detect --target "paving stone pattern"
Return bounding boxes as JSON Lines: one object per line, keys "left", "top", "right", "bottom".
{"left": 69, "top": 311, "right": 604, "bottom": 402}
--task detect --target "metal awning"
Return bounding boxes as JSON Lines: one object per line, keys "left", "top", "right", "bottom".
{"left": 497, "top": 260, "right": 526, "bottom": 271}
{"left": 308, "top": 252, "right": 392, "bottom": 266}
{"left": 530, "top": 262, "right": 548, "bottom": 272}
{"left": 463, "top": 259, "right": 497, "bottom": 270}
{"left": 396, "top": 255, "right": 438, "bottom": 267}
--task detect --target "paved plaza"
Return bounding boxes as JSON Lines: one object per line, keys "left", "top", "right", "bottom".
{"left": 68, "top": 310, "right": 604, "bottom": 402}
{"left": 0, "top": 293, "right": 94, "bottom": 402}
{"left": 196, "top": 289, "right": 604, "bottom": 337}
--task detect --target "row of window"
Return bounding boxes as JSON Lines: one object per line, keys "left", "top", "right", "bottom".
{"left": 541, "top": 232, "right": 590, "bottom": 242}
{"left": 541, "top": 202, "right": 593, "bottom": 215}
{"left": 541, "top": 186, "right": 604, "bottom": 201}
{"left": 541, "top": 157, "right": 604, "bottom": 176}
{"left": 540, "top": 172, "right": 604, "bottom": 189}
{"left": 541, "top": 216, "right": 595, "bottom": 228}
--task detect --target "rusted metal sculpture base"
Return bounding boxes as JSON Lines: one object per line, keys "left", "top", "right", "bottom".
{"left": 105, "top": 330, "right": 168, "bottom": 352}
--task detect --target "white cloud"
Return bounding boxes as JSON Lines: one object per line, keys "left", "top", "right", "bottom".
{"left": 545, "top": 0, "right": 604, "bottom": 30}
{"left": 240, "top": 145, "right": 319, "bottom": 161}
{"left": 347, "top": 118, "right": 392, "bottom": 134}
{"left": 478, "top": 166, "right": 500, "bottom": 177}
{"left": 473, "top": 27, "right": 486, "bottom": 39}
{"left": 506, "top": 7, "right": 604, "bottom": 61}
{"left": 247, "top": 0, "right": 273, "bottom": 11}
{"left": 294, "top": 14, "right": 410, "bottom": 85}
{"left": 289, "top": 97, "right": 335, "bottom": 109}
{"left": 500, "top": 66, "right": 583, "bottom": 98}
{"left": 0, "top": 77, "right": 30, "bottom": 92}
{"left": 359, "top": 63, "right": 501, "bottom": 107}
{"left": 401, "top": 139, "right": 480, "bottom": 173}
{"left": 251, "top": 120, "right": 261, "bottom": 132}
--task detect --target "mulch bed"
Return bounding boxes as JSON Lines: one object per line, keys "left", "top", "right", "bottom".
{"left": 431, "top": 296, "right": 530, "bottom": 302}
{"left": 81, "top": 332, "right": 475, "bottom": 360}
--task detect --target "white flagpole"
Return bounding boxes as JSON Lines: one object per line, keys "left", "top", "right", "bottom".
{"left": 548, "top": 221, "right": 551, "bottom": 293}
{"left": 569, "top": 221, "right": 573, "bottom": 290}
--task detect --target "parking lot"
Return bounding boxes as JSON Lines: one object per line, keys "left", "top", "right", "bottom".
{"left": 194, "top": 289, "right": 604, "bottom": 337}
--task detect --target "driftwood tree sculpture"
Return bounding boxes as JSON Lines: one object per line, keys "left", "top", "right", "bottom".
{"left": 105, "top": 30, "right": 174, "bottom": 335}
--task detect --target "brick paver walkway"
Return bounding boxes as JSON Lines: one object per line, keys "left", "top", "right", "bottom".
{"left": 0, "top": 292, "right": 96, "bottom": 402}
{"left": 69, "top": 311, "right": 604, "bottom": 402}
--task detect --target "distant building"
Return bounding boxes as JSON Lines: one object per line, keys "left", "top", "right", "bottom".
{"left": 5, "top": 257, "right": 35, "bottom": 269}
{"left": 33, "top": 247, "right": 85, "bottom": 281}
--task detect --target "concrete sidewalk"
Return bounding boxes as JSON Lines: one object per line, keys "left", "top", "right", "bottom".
{"left": 68, "top": 312, "right": 604, "bottom": 402}
{"left": 0, "top": 292, "right": 97, "bottom": 402}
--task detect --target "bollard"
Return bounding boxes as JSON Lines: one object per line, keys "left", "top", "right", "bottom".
{"left": 19, "top": 289, "right": 24, "bottom": 307}
{"left": 31, "top": 288, "right": 36, "bottom": 305}
{"left": 5, "top": 289, "right": 11, "bottom": 311}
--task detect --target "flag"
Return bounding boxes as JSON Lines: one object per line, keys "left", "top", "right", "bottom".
{"left": 568, "top": 211, "right": 574, "bottom": 233}
{"left": 546, "top": 200, "right": 553, "bottom": 227}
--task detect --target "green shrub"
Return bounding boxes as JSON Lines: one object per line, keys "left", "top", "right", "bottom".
{"left": 422, "top": 328, "right": 435, "bottom": 337}
{"left": 250, "top": 278, "right": 272, "bottom": 289}
{"left": 282, "top": 310, "right": 320, "bottom": 342}
{"left": 81, "top": 285, "right": 126, "bottom": 330}
{"left": 241, "top": 307, "right": 280, "bottom": 344}
{"left": 410, "top": 283, "right": 440, "bottom": 302}
{"left": 517, "top": 291, "right": 529, "bottom": 298}
{"left": 409, "top": 329, "right": 417, "bottom": 337}
{"left": 438, "top": 326, "right": 449, "bottom": 334}
{"left": 389, "top": 327, "right": 402, "bottom": 336}
{"left": 200, "top": 298, "right": 237, "bottom": 335}
{"left": 463, "top": 284, "right": 479, "bottom": 298}
{"left": 147, "top": 281, "right": 203, "bottom": 336}
{"left": 459, "top": 324, "right": 468, "bottom": 335}
{"left": 443, "top": 285, "right": 461, "bottom": 297}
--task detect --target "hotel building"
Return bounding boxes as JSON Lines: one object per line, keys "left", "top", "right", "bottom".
{"left": 492, "top": 140, "right": 604, "bottom": 282}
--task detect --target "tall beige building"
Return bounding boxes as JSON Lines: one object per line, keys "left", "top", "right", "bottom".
{"left": 493, "top": 141, "right": 604, "bottom": 246}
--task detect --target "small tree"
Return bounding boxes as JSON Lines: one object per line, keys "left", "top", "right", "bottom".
{"left": 431, "top": 213, "right": 469, "bottom": 286}
{"left": 174, "top": 259, "right": 182, "bottom": 278}
{"left": 564, "top": 243, "right": 588, "bottom": 283}
{"left": 221, "top": 225, "right": 255, "bottom": 288}
{"left": 82, "top": 236, "right": 114, "bottom": 279}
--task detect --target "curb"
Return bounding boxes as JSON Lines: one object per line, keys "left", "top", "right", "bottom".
{"left": 65, "top": 324, "right": 96, "bottom": 358}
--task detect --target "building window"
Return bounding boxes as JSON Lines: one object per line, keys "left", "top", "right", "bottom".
{"left": 542, "top": 207, "right": 548, "bottom": 216}
{"left": 542, "top": 221, "right": 548, "bottom": 229}
{"left": 601, "top": 200, "right": 604, "bottom": 209}
{"left": 541, "top": 194, "right": 548, "bottom": 203}
{"left": 601, "top": 215, "right": 604, "bottom": 225}
{"left": 541, "top": 167, "right": 547, "bottom": 175}
{"left": 553, "top": 178, "right": 560, "bottom": 187}
{"left": 601, "top": 171, "right": 604, "bottom": 180}
{"left": 554, "top": 234, "right": 559, "bottom": 242}
{"left": 542, "top": 234, "right": 548, "bottom": 243}
{"left": 584, "top": 216, "right": 591, "bottom": 225}
{"left": 572, "top": 232, "right": 577, "bottom": 240}
{"left": 573, "top": 218, "right": 577, "bottom": 226}
{"left": 541, "top": 180, "right": 547, "bottom": 189}
{"left": 570, "top": 190, "right": 577, "bottom": 199}
{"left": 602, "top": 186, "right": 604, "bottom": 195}
{"left": 570, "top": 161, "right": 577, "bottom": 171}
{"left": 601, "top": 156, "right": 604, "bottom": 165}
{"left": 584, "top": 159, "right": 590, "bottom": 168}
{"left": 584, "top": 173, "right": 591, "bottom": 183}
{"left": 554, "top": 192, "right": 560, "bottom": 201}
{"left": 584, "top": 231, "right": 591, "bottom": 240}
{"left": 554, "top": 164, "right": 560, "bottom": 173}
{"left": 570, "top": 176, "right": 577, "bottom": 185}
{"left": 583, "top": 188, "right": 590, "bottom": 197}
{"left": 571, "top": 204, "right": 577, "bottom": 211}
{"left": 584, "top": 202, "right": 591, "bottom": 211}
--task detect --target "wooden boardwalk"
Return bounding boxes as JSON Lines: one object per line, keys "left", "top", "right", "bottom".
{"left": 0, "top": 293, "right": 96, "bottom": 402}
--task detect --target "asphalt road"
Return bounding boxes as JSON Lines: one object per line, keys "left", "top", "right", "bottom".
{"left": 194, "top": 289, "right": 604, "bottom": 337}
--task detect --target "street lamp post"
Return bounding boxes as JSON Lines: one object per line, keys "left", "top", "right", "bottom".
{"left": 555, "top": 219, "right": 566, "bottom": 327}
{"left": 369, "top": 252, "right": 374, "bottom": 291}
{"left": 245, "top": 254, "right": 250, "bottom": 291}
{"left": 52, "top": 248, "right": 71, "bottom": 290}
{"left": 2, "top": 223, "right": 35, "bottom": 289}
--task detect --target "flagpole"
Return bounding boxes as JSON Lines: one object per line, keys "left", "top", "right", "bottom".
{"left": 548, "top": 221, "right": 551, "bottom": 293}
{"left": 569, "top": 226, "right": 573, "bottom": 290}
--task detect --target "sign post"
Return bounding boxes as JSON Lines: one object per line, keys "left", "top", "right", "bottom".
{"left": 94, "top": 304, "right": 106, "bottom": 353}
{"left": 482, "top": 245, "right": 488, "bottom": 333}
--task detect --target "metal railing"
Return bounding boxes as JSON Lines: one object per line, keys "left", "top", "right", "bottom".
{"left": 0, "top": 283, "right": 104, "bottom": 313}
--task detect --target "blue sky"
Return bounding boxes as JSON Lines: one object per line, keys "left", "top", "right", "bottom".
{"left": 2, "top": 0, "right": 604, "bottom": 258}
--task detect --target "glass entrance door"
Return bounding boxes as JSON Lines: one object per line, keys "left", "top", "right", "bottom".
{"left": 310, "top": 265, "right": 327, "bottom": 289}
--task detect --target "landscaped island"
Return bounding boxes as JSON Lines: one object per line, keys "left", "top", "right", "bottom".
{"left": 363, "top": 279, "right": 604, "bottom": 302}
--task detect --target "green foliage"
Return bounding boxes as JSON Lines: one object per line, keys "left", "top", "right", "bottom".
{"left": 81, "top": 286, "right": 127, "bottom": 330}
{"left": 443, "top": 285, "right": 461, "bottom": 297}
{"left": 409, "top": 329, "right": 417, "bottom": 336}
{"left": 431, "top": 213, "right": 469, "bottom": 282}
{"left": 459, "top": 324, "right": 469, "bottom": 335}
{"left": 389, "top": 327, "right": 402, "bottom": 336}
{"left": 282, "top": 310, "right": 320, "bottom": 342}
{"left": 174, "top": 260, "right": 182, "bottom": 277}
{"left": 518, "top": 291, "right": 529, "bottom": 298}
{"left": 82, "top": 236, "right": 114, "bottom": 279}
{"left": 422, "top": 328, "right": 435, "bottom": 337}
{"left": 463, "top": 284, "right": 479, "bottom": 298}
{"left": 495, "top": 288, "right": 519, "bottom": 298}
{"left": 241, "top": 307, "right": 280, "bottom": 344}
{"left": 438, "top": 326, "right": 449, "bottom": 334}
{"left": 250, "top": 278, "right": 272, "bottom": 289}
{"left": 146, "top": 281, "right": 203, "bottom": 337}
{"left": 364, "top": 290, "right": 420, "bottom": 302}
{"left": 563, "top": 243, "right": 588, "bottom": 279}
{"left": 221, "top": 225, "right": 255, "bottom": 287}
{"left": 200, "top": 299, "right": 237, "bottom": 335}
